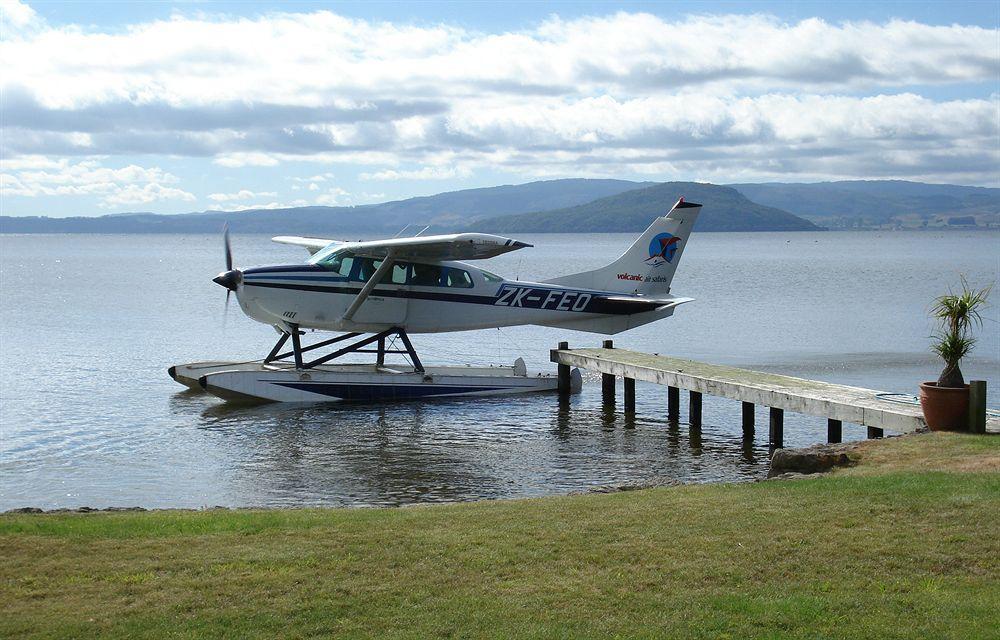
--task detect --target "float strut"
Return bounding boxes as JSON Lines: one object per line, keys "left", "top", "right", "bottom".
{"left": 263, "top": 332, "right": 291, "bottom": 364}
{"left": 290, "top": 324, "right": 304, "bottom": 369}
{"left": 396, "top": 329, "right": 424, "bottom": 373}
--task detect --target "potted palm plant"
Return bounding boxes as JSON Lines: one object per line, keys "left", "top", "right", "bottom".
{"left": 919, "top": 279, "right": 991, "bottom": 431}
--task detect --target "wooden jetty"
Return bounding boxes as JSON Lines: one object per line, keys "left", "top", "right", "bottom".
{"left": 552, "top": 342, "right": 997, "bottom": 447}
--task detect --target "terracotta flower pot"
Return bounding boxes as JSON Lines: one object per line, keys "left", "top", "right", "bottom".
{"left": 919, "top": 382, "right": 970, "bottom": 431}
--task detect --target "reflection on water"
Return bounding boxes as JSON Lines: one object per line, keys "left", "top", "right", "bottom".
{"left": 1, "top": 230, "right": 996, "bottom": 509}
{"left": 161, "top": 388, "right": 773, "bottom": 509}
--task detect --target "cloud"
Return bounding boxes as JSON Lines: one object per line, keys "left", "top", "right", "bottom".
{"left": 2, "top": 11, "right": 991, "bottom": 112}
{"left": 212, "top": 152, "right": 280, "bottom": 167}
{"left": 101, "top": 183, "right": 197, "bottom": 206}
{"left": 291, "top": 173, "right": 335, "bottom": 183}
{"left": 1, "top": 6, "right": 997, "bottom": 186}
{"left": 208, "top": 199, "right": 310, "bottom": 212}
{"left": 1, "top": 159, "right": 195, "bottom": 207}
{"left": 0, "top": 0, "right": 42, "bottom": 33}
{"left": 361, "top": 165, "right": 472, "bottom": 181}
{"left": 314, "top": 187, "right": 351, "bottom": 205}
{"left": 208, "top": 189, "right": 278, "bottom": 202}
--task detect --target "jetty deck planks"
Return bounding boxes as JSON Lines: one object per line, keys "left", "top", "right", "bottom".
{"left": 552, "top": 347, "right": 999, "bottom": 434}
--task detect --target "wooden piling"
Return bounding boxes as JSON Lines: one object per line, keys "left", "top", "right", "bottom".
{"left": 867, "top": 427, "right": 884, "bottom": 439}
{"left": 689, "top": 390, "right": 702, "bottom": 426}
{"left": 556, "top": 341, "right": 570, "bottom": 395}
{"left": 769, "top": 407, "right": 784, "bottom": 448}
{"left": 624, "top": 377, "right": 636, "bottom": 414}
{"left": 968, "top": 380, "right": 987, "bottom": 434}
{"left": 827, "top": 419, "right": 842, "bottom": 443}
{"left": 668, "top": 386, "right": 680, "bottom": 421}
{"left": 741, "top": 402, "right": 755, "bottom": 434}
{"left": 550, "top": 346, "right": 1000, "bottom": 437}
{"left": 601, "top": 339, "right": 616, "bottom": 404}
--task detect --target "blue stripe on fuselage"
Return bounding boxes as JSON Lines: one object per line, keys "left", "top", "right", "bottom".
{"left": 242, "top": 277, "right": 663, "bottom": 315}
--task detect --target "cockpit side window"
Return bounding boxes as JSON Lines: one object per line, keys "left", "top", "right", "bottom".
{"left": 353, "top": 257, "right": 378, "bottom": 282}
{"left": 315, "top": 250, "right": 354, "bottom": 278}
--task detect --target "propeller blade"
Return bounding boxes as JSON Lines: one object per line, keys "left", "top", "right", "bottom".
{"left": 223, "top": 223, "right": 233, "bottom": 272}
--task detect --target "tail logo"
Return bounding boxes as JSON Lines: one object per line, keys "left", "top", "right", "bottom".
{"left": 645, "top": 233, "right": 680, "bottom": 266}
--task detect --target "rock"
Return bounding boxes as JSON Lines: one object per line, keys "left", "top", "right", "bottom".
{"left": 6, "top": 507, "right": 43, "bottom": 514}
{"left": 764, "top": 472, "right": 813, "bottom": 481}
{"left": 587, "top": 478, "right": 684, "bottom": 493}
{"left": 768, "top": 442, "right": 860, "bottom": 478}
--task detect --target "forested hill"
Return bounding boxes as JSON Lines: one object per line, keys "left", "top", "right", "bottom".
{"left": 729, "top": 180, "right": 1000, "bottom": 228}
{"left": 0, "top": 179, "right": 652, "bottom": 234}
{"left": 472, "top": 182, "right": 821, "bottom": 233}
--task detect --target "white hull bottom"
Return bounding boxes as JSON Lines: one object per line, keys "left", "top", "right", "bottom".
{"left": 169, "top": 361, "right": 581, "bottom": 404}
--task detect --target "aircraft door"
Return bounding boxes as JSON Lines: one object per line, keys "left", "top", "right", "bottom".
{"left": 350, "top": 257, "right": 408, "bottom": 325}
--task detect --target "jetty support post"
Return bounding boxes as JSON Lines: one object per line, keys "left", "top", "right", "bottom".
{"left": 969, "top": 380, "right": 987, "bottom": 434}
{"left": 867, "top": 427, "right": 884, "bottom": 439}
{"left": 601, "top": 340, "right": 616, "bottom": 405}
{"left": 556, "top": 341, "right": 571, "bottom": 396}
{"left": 741, "top": 402, "right": 755, "bottom": 435}
{"left": 769, "top": 407, "right": 784, "bottom": 449}
{"left": 827, "top": 419, "right": 842, "bottom": 444}
{"left": 668, "top": 386, "right": 680, "bottom": 421}
{"left": 689, "top": 391, "right": 702, "bottom": 427}
{"left": 624, "top": 377, "right": 636, "bottom": 414}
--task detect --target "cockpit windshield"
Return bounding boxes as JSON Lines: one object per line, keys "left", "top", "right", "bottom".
{"left": 308, "top": 244, "right": 343, "bottom": 265}
{"left": 310, "top": 248, "right": 355, "bottom": 277}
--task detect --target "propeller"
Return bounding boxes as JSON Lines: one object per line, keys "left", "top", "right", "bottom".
{"left": 224, "top": 223, "right": 233, "bottom": 272}
{"left": 212, "top": 223, "right": 242, "bottom": 318}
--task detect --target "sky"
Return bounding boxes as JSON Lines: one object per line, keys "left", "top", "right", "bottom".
{"left": 1, "top": 1, "right": 997, "bottom": 217}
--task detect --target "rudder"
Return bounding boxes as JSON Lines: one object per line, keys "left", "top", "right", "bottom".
{"left": 545, "top": 198, "right": 701, "bottom": 296}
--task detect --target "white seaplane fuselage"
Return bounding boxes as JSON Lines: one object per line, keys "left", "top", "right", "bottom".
{"left": 236, "top": 257, "right": 676, "bottom": 336}
{"left": 231, "top": 199, "right": 702, "bottom": 337}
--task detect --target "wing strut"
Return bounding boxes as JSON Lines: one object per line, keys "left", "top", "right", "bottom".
{"left": 341, "top": 251, "right": 397, "bottom": 322}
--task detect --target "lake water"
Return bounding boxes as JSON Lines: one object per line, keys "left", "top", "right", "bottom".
{"left": 1, "top": 231, "right": 997, "bottom": 510}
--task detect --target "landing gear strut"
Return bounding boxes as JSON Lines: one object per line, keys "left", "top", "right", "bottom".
{"left": 263, "top": 325, "right": 424, "bottom": 372}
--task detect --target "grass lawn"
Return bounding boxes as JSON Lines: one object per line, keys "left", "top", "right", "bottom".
{"left": 2, "top": 432, "right": 998, "bottom": 639}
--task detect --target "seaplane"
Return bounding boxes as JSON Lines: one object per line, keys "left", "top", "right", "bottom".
{"left": 169, "top": 198, "right": 702, "bottom": 403}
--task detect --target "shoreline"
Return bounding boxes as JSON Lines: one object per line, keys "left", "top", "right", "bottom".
{"left": 0, "top": 438, "right": 886, "bottom": 515}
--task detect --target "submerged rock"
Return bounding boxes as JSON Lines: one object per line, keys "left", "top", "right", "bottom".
{"left": 768, "top": 442, "right": 861, "bottom": 478}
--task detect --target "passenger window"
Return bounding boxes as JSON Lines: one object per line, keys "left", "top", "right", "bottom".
{"left": 445, "top": 268, "right": 474, "bottom": 288}
{"left": 409, "top": 263, "right": 443, "bottom": 287}
{"left": 379, "top": 262, "right": 409, "bottom": 285}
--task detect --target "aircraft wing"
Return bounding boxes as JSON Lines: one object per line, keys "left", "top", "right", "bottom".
{"left": 272, "top": 236, "right": 341, "bottom": 255}
{"left": 340, "top": 233, "right": 532, "bottom": 261}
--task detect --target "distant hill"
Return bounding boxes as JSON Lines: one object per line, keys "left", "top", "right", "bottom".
{"left": 0, "top": 178, "right": 653, "bottom": 234}
{"left": 471, "top": 182, "right": 821, "bottom": 233}
{"left": 5, "top": 178, "right": 992, "bottom": 234}
{"left": 729, "top": 180, "right": 1000, "bottom": 228}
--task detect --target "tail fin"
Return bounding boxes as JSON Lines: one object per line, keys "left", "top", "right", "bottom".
{"left": 545, "top": 198, "right": 701, "bottom": 296}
